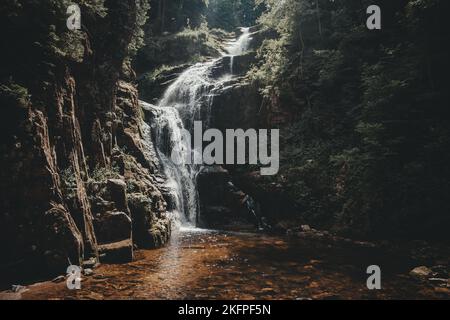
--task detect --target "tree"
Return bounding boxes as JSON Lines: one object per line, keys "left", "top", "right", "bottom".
{"left": 207, "top": 0, "right": 264, "bottom": 31}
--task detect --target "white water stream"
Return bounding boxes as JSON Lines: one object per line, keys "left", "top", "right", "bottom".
{"left": 141, "top": 28, "right": 253, "bottom": 226}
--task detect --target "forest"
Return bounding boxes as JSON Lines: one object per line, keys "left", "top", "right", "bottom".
{"left": 137, "top": 0, "right": 450, "bottom": 239}
{"left": 0, "top": 0, "right": 449, "bottom": 300}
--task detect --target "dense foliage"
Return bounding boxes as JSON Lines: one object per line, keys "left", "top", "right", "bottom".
{"left": 135, "top": 0, "right": 264, "bottom": 72}
{"left": 0, "top": 0, "right": 149, "bottom": 105}
{"left": 146, "top": 0, "right": 207, "bottom": 35}
{"left": 250, "top": 0, "right": 450, "bottom": 239}
{"left": 3, "top": 0, "right": 447, "bottom": 241}
{"left": 135, "top": 0, "right": 450, "bottom": 239}
{"left": 206, "top": 0, "right": 265, "bottom": 31}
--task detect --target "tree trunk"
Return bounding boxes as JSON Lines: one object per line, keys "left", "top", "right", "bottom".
{"left": 316, "top": 0, "right": 323, "bottom": 36}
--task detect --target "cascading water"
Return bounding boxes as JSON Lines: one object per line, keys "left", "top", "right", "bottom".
{"left": 141, "top": 103, "right": 199, "bottom": 225}
{"left": 225, "top": 27, "right": 252, "bottom": 74}
{"left": 142, "top": 28, "right": 253, "bottom": 227}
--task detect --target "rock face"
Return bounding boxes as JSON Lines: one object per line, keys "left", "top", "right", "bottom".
{"left": 197, "top": 166, "right": 259, "bottom": 230}
{"left": 98, "top": 239, "right": 134, "bottom": 264}
{"left": 94, "top": 211, "right": 132, "bottom": 245}
{"left": 209, "top": 78, "right": 262, "bottom": 130}
{"left": 128, "top": 193, "right": 171, "bottom": 249}
{"left": 0, "top": 1, "right": 171, "bottom": 281}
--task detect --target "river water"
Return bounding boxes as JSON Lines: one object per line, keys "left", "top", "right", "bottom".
{"left": 8, "top": 227, "right": 446, "bottom": 300}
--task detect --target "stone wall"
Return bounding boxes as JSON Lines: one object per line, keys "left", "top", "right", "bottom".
{"left": 0, "top": 1, "right": 171, "bottom": 283}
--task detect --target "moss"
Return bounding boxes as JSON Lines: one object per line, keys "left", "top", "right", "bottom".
{"left": 89, "top": 165, "right": 121, "bottom": 183}
{"left": 0, "top": 82, "right": 30, "bottom": 109}
{"left": 60, "top": 167, "right": 77, "bottom": 199}
{"left": 136, "top": 26, "right": 228, "bottom": 74}
{"left": 0, "top": 82, "right": 30, "bottom": 136}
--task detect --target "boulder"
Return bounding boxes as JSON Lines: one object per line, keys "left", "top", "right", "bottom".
{"left": 107, "top": 179, "right": 129, "bottom": 213}
{"left": 197, "top": 166, "right": 231, "bottom": 207}
{"left": 199, "top": 206, "right": 234, "bottom": 228}
{"left": 82, "top": 257, "right": 98, "bottom": 269}
{"left": 128, "top": 193, "right": 171, "bottom": 249}
{"left": 410, "top": 266, "right": 433, "bottom": 279}
{"left": 146, "top": 219, "right": 172, "bottom": 249}
{"left": 83, "top": 268, "right": 94, "bottom": 276}
{"left": 98, "top": 239, "right": 133, "bottom": 264}
{"left": 430, "top": 265, "right": 450, "bottom": 278}
{"left": 128, "top": 194, "right": 155, "bottom": 247}
{"left": 198, "top": 166, "right": 236, "bottom": 228}
{"left": 209, "top": 80, "right": 262, "bottom": 131}
{"left": 93, "top": 211, "right": 131, "bottom": 244}
{"left": 197, "top": 166, "right": 260, "bottom": 229}
{"left": 42, "top": 204, "right": 84, "bottom": 273}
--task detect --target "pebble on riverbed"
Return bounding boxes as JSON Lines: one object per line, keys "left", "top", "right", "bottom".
{"left": 409, "top": 266, "right": 434, "bottom": 279}
{"left": 11, "top": 285, "right": 27, "bottom": 293}
{"left": 83, "top": 268, "right": 94, "bottom": 276}
{"left": 409, "top": 266, "right": 450, "bottom": 291}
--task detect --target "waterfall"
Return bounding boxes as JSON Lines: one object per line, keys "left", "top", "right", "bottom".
{"left": 141, "top": 103, "right": 200, "bottom": 225}
{"left": 141, "top": 28, "right": 253, "bottom": 227}
{"left": 225, "top": 27, "right": 252, "bottom": 74}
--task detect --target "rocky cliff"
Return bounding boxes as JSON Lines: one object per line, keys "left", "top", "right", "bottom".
{"left": 0, "top": 1, "right": 170, "bottom": 283}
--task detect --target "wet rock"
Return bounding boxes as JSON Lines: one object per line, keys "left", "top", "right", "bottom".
{"left": 83, "top": 268, "right": 94, "bottom": 276}
{"left": 209, "top": 80, "right": 261, "bottom": 131}
{"left": 430, "top": 265, "right": 450, "bottom": 278}
{"left": 161, "top": 189, "right": 178, "bottom": 211}
{"left": 98, "top": 239, "right": 133, "bottom": 264}
{"left": 11, "top": 285, "right": 27, "bottom": 293}
{"left": 410, "top": 266, "right": 433, "bottom": 279}
{"left": 230, "top": 52, "right": 256, "bottom": 76}
{"left": 197, "top": 166, "right": 230, "bottom": 208}
{"left": 146, "top": 219, "right": 171, "bottom": 249}
{"left": 94, "top": 211, "right": 132, "bottom": 244}
{"left": 312, "top": 292, "right": 341, "bottom": 300}
{"left": 209, "top": 53, "right": 256, "bottom": 79}
{"left": 0, "top": 107, "right": 90, "bottom": 276}
{"left": 353, "top": 241, "right": 377, "bottom": 249}
{"left": 301, "top": 225, "right": 312, "bottom": 232}
{"left": 52, "top": 275, "right": 66, "bottom": 283}
{"left": 107, "top": 179, "right": 129, "bottom": 213}
{"left": 0, "top": 0, "right": 175, "bottom": 281}
{"left": 128, "top": 194, "right": 155, "bottom": 247}
{"left": 128, "top": 194, "right": 171, "bottom": 249}
{"left": 82, "top": 257, "right": 99, "bottom": 269}
{"left": 197, "top": 166, "right": 256, "bottom": 229}
{"left": 200, "top": 206, "right": 234, "bottom": 228}
{"left": 42, "top": 204, "right": 84, "bottom": 272}
{"left": 91, "top": 197, "right": 116, "bottom": 214}
{"left": 232, "top": 171, "right": 300, "bottom": 225}
{"left": 429, "top": 278, "right": 449, "bottom": 287}
{"left": 248, "top": 28, "right": 277, "bottom": 51}
{"left": 141, "top": 102, "right": 160, "bottom": 123}
{"left": 117, "top": 127, "right": 154, "bottom": 171}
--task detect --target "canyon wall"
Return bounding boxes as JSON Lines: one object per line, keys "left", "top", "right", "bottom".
{"left": 0, "top": 0, "right": 170, "bottom": 282}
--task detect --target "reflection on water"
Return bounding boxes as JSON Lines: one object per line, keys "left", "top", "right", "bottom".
{"left": 8, "top": 228, "right": 447, "bottom": 300}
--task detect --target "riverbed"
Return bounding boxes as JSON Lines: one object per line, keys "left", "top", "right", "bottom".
{"left": 2, "top": 227, "right": 448, "bottom": 300}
